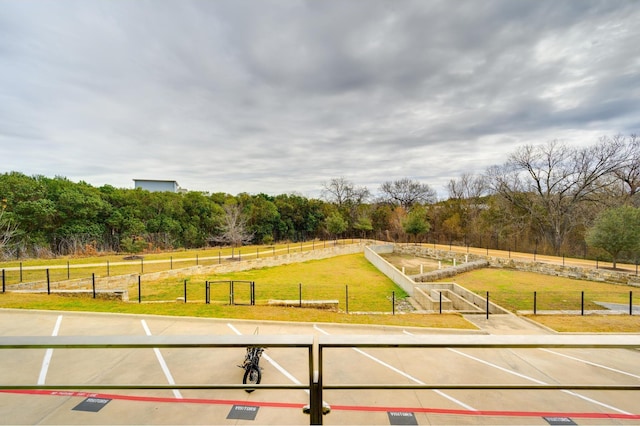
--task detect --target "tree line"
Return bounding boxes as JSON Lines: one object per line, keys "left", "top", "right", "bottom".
{"left": 0, "top": 135, "right": 638, "bottom": 266}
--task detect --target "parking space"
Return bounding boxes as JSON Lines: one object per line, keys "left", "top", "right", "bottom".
{"left": 1, "top": 309, "right": 639, "bottom": 425}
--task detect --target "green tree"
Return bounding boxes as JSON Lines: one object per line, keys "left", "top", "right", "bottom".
{"left": 585, "top": 206, "right": 640, "bottom": 268}
{"left": 353, "top": 216, "right": 373, "bottom": 239}
{"left": 325, "top": 212, "right": 347, "bottom": 240}
{"left": 403, "top": 206, "right": 430, "bottom": 244}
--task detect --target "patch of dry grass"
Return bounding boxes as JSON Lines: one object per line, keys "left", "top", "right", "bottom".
{"left": 525, "top": 314, "right": 640, "bottom": 333}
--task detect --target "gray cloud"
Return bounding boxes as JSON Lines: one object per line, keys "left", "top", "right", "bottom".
{"left": 1, "top": 0, "right": 638, "bottom": 198}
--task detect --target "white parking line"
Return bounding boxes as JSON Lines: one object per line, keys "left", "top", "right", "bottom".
{"left": 37, "top": 315, "right": 62, "bottom": 385}
{"left": 316, "top": 325, "right": 477, "bottom": 411}
{"left": 141, "top": 320, "right": 182, "bottom": 399}
{"left": 447, "top": 348, "right": 632, "bottom": 415}
{"left": 540, "top": 348, "right": 640, "bottom": 379}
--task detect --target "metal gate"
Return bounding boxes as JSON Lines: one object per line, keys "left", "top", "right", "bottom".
{"left": 205, "top": 280, "right": 255, "bottom": 305}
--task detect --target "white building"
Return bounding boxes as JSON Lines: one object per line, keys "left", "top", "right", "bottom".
{"left": 133, "top": 179, "right": 182, "bottom": 193}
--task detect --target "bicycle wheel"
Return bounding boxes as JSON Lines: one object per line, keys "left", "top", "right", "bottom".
{"left": 243, "top": 366, "right": 261, "bottom": 393}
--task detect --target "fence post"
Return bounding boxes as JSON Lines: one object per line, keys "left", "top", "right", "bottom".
{"left": 67, "top": 261, "right": 70, "bottom": 280}
{"left": 345, "top": 285, "right": 349, "bottom": 314}
{"left": 2, "top": 269, "right": 4, "bottom": 293}
{"left": 486, "top": 291, "right": 489, "bottom": 319}
{"left": 140, "top": 258, "right": 144, "bottom": 274}
{"left": 205, "top": 281, "right": 210, "bottom": 304}
{"left": 196, "top": 254, "right": 198, "bottom": 266}
{"left": 138, "top": 276, "right": 141, "bottom": 303}
{"left": 299, "top": 283, "right": 302, "bottom": 307}
{"left": 184, "top": 279, "right": 187, "bottom": 303}
{"left": 107, "top": 260, "right": 110, "bottom": 277}
{"left": 47, "top": 269, "right": 50, "bottom": 295}
{"left": 92, "top": 273, "right": 96, "bottom": 299}
{"left": 19, "top": 262, "right": 22, "bottom": 282}
{"left": 392, "top": 291, "right": 395, "bottom": 315}
{"left": 170, "top": 256, "right": 173, "bottom": 270}
{"left": 581, "top": 291, "right": 584, "bottom": 316}
{"left": 630, "top": 291, "right": 633, "bottom": 316}
{"left": 439, "top": 291, "right": 442, "bottom": 314}
{"left": 251, "top": 281, "right": 255, "bottom": 305}
{"left": 534, "top": 291, "right": 537, "bottom": 315}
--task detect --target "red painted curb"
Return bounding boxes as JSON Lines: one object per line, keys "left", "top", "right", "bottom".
{"left": 2, "top": 389, "right": 639, "bottom": 420}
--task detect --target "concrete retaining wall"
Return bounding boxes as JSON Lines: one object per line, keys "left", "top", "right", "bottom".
{"left": 364, "top": 245, "right": 416, "bottom": 296}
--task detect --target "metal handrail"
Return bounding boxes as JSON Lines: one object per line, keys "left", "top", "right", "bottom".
{"left": 2, "top": 334, "right": 640, "bottom": 425}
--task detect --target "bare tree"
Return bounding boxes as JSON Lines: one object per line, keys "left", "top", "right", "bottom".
{"left": 612, "top": 134, "right": 640, "bottom": 202}
{"left": 446, "top": 173, "right": 487, "bottom": 201}
{"left": 322, "top": 177, "right": 370, "bottom": 232}
{"left": 379, "top": 178, "right": 437, "bottom": 210}
{"left": 487, "top": 138, "right": 625, "bottom": 255}
{"left": 209, "top": 204, "right": 254, "bottom": 246}
{"left": 0, "top": 201, "right": 18, "bottom": 257}
{"left": 445, "top": 173, "right": 489, "bottom": 245}
{"left": 321, "top": 177, "right": 370, "bottom": 206}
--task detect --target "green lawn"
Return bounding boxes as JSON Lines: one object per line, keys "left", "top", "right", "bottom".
{"left": 0, "top": 253, "right": 475, "bottom": 330}
{"left": 442, "top": 267, "right": 640, "bottom": 332}
{"left": 445, "top": 267, "right": 638, "bottom": 312}
{"left": 3, "top": 251, "right": 639, "bottom": 332}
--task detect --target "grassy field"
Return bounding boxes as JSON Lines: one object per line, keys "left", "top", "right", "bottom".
{"left": 447, "top": 268, "right": 638, "bottom": 311}
{"left": 0, "top": 240, "right": 344, "bottom": 284}
{"left": 0, "top": 253, "right": 475, "bottom": 330}
{"left": 131, "top": 253, "right": 405, "bottom": 311}
{"left": 2, "top": 248, "right": 639, "bottom": 332}
{"left": 442, "top": 268, "right": 640, "bottom": 332}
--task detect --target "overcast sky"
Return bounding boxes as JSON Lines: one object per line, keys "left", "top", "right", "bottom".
{"left": 1, "top": 1, "right": 638, "bottom": 198}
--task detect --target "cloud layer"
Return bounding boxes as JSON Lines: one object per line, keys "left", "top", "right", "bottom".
{"left": 1, "top": 0, "right": 638, "bottom": 198}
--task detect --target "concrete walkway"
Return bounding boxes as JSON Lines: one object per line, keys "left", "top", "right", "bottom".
{"left": 463, "top": 313, "right": 552, "bottom": 335}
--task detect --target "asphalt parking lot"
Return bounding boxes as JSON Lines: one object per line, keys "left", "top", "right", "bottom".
{"left": 0, "top": 309, "right": 639, "bottom": 425}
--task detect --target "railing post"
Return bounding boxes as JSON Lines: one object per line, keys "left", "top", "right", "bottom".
{"left": 47, "top": 269, "right": 50, "bottom": 295}
{"left": 92, "top": 273, "right": 96, "bottom": 299}
{"left": 486, "top": 291, "right": 489, "bottom": 319}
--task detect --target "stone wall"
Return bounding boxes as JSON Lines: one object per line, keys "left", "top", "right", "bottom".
{"left": 9, "top": 243, "right": 368, "bottom": 293}
{"left": 412, "top": 260, "right": 489, "bottom": 282}
{"left": 394, "top": 244, "right": 640, "bottom": 287}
